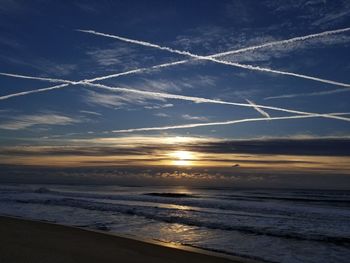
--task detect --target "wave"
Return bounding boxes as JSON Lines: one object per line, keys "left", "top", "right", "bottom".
{"left": 12, "top": 197, "right": 350, "bottom": 246}
{"left": 222, "top": 194, "right": 350, "bottom": 205}
{"left": 4, "top": 186, "right": 350, "bottom": 221}
{"left": 144, "top": 193, "right": 196, "bottom": 198}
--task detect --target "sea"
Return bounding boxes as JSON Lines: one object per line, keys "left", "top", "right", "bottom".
{"left": 0, "top": 184, "right": 349, "bottom": 263}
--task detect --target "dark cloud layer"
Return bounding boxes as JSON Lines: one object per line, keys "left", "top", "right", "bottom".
{"left": 2, "top": 137, "right": 349, "bottom": 157}
{"left": 186, "top": 138, "right": 350, "bottom": 156}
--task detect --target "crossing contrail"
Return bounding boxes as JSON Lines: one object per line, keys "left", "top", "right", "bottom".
{"left": 2, "top": 26, "right": 350, "bottom": 100}
{"left": 246, "top": 99, "right": 271, "bottom": 118}
{"left": 111, "top": 113, "right": 350, "bottom": 133}
{"left": 1, "top": 72, "right": 350, "bottom": 123}
{"left": 71, "top": 26, "right": 350, "bottom": 84}
{"left": 77, "top": 29, "right": 350, "bottom": 88}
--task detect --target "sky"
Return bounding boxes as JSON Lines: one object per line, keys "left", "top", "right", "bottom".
{"left": 0, "top": 0, "right": 350, "bottom": 188}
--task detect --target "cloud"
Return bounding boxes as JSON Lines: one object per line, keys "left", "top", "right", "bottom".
{"left": 187, "top": 137, "right": 350, "bottom": 156}
{"left": 264, "top": 0, "right": 350, "bottom": 28}
{"left": 86, "top": 44, "right": 141, "bottom": 68}
{"left": 182, "top": 114, "right": 209, "bottom": 121}
{"left": 0, "top": 113, "right": 80, "bottom": 130}
{"left": 154, "top": 113, "right": 169, "bottom": 118}
{"left": 84, "top": 89, "right": 165, "bottom": 108}
{"left": 0, "top": 56, "right": 77, "bottom": 77}
{"left": 222, "top": 34, "right": 350, "bottom": 64}
{"left": 1, "top": 136, "right": 350, "bottom": 181}
{"left": 79, "top": 110, "right": 102, "bottom": 116}
{"left": 2, "top": 135, "right": 350, "bottom": 157}
{"left": 144, "top": 103, "right": 173, "bottom": 110}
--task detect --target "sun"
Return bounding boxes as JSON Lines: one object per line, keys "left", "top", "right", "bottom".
{"left": 170, "top": 150, "right": 194, "bottom": 166}
{"left": 173, "top": 151, "right": 192, "bottom": 160}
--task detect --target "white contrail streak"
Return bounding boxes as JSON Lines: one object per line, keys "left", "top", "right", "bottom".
{"left": 81, "top": 82, "right": 350, "bottom": 122}
{"left": 0, "top": 83, "right": 69, "bottom": 101}
{"left": 1, "top": 72, "right": 350, "bottom": 122}
{"left": 246, "top": 99, "right": 271, "bottom": 118}
{"left": 206, "top": 27, "right": 350, "bottom": 58}
{"left": 264, "top": 88, "right": 350, "bottom": 100}
{"left": 111, "top": 113, "right": 350, "bottom": 133}
{"left": 77, "top": 29, "right": 350, "bottom": 88}
{"left": 46, "top": 112, "right": 350, "bottom": 138}
{"left": 0, "top": 72, "right": 74, "bottom": 84}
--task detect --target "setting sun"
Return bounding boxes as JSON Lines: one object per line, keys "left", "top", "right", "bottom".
{"left": 172, "top": 151, "right": 192, "bottom": 160}
{"left": 170, "top": 150, "right": 194, "bottom": 166}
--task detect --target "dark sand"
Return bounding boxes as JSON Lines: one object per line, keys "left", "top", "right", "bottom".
{"left": 0, "top": 216, "right": 257, "bottom": 263}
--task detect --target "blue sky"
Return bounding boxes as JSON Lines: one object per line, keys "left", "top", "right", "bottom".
{"left": 0, "top": 0, "right": 350, "bottom": 187}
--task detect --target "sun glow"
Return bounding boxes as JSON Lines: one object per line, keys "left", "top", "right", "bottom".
{"left": 170, "top": 150, "right": 194, "bottom": 166}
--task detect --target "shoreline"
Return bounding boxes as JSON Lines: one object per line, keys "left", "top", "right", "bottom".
{"left": 0, "top": 215, "right": 260, "bottom": 263}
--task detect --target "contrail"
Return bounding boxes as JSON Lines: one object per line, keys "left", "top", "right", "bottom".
{"left": 2, "top": 26, "right": 350, "bottom": 97}
{"left": 264, "top": 88, "right": 350, "bottom": 100}
{"left": 111, "top": 113, "right": 350, "bottom": 133}
{"left": 80, "top": 60, "right": 187, "bottom": 83}
{"left": 246, "top": 99, "right": 271, "bottom": 118}
{"left": 46, "top": 112, "right": 350, "bottom": 138}
{"left": 81, "top": 82, "right": 350, "bottom": 123}
{"left": 77, "top": 26, "right": 350, "bottom": 84}
{"left": 77, "top": 29, "right": 350, "bottom": 88}
{"left": 1, "top": 72, "right": 350, "bottom": 123}
{"left": 0, "top": 72, "right": 74, "bottom": 84}
{"left": 0, "top": 83, "right": 69, "bottom": 101}
{"left": 206, "top": 27, "right": 350, "bottom": 58}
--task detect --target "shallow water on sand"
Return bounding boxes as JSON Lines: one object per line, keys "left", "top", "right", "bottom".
{"left": 0, "top": 184, "right": 349, "bottom": 263}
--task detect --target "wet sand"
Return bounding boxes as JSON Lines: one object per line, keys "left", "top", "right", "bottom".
{"left": 0, "top": 216, "right": 257, "bottom": 263}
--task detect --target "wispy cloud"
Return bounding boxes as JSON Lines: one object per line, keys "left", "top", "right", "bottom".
{"left": 84, "top": 90, "right": 165, "bottom": 108}
{"left": 0, "top": 113, "right": 80, "bottom": 130}
{"left": 144, "top": 103, "right": 173, "bottom": 110}
{"left": 79, "top": 110, "right": 102, "bottom": 116}
{"left": 86, "top": 44, "right": 142, "bottom": 70}
{"left": 154, "top": 113, "right": 169, "bottom": 118}
{"left": 182, "top": 114, "right": 209, "bottom": 121}
{"left": 222, "top": 34, "right": 350, "bottom": 64}
{"left": 0, "top": 56, "right": 77, "bottom": 77}
{"left": 265, "top": 0, "right": 350, "bottom": 29}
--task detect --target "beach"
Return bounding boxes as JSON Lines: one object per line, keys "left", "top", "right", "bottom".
{"left": 0, "top": 216, "right": 251, "bottom": 263}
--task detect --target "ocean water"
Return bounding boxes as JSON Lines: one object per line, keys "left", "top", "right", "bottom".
{"left": 0, "top": 184, "right": 349, "bottom": 263}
